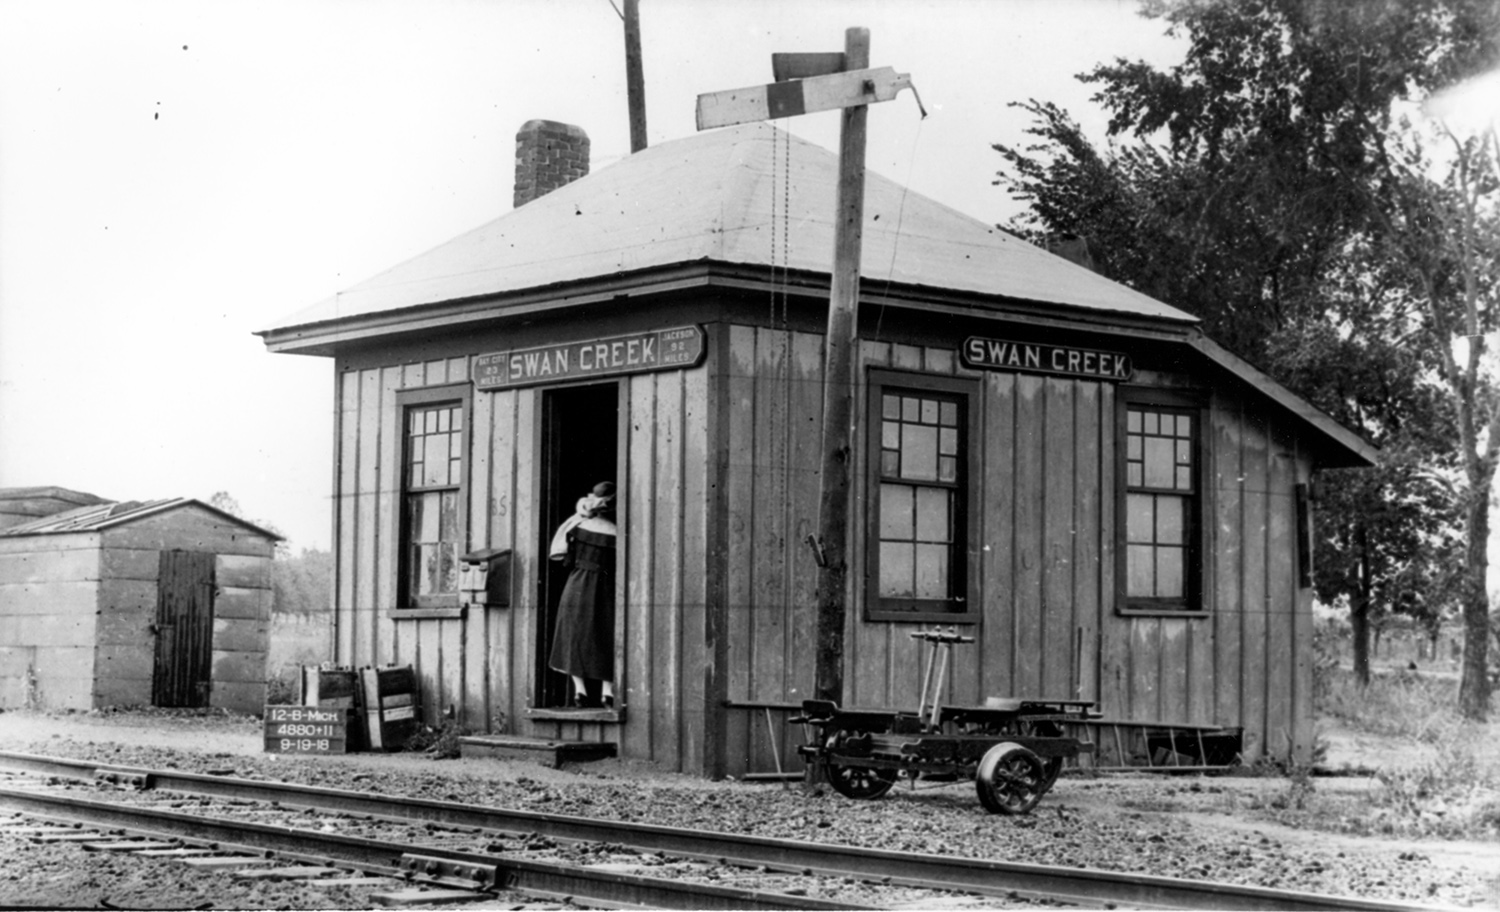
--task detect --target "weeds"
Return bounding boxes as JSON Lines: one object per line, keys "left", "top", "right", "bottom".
{"left": 1311, "top": 665, "right": 1500, "bottom": 839}
{"left": 264, "top": 673, "right": 298, "bottom": 706}
{"left": 404, "top": 718, "right": 469, "bottom": 759}
{"left": 1319, "top": 666, "right": 1467, "bottom": 742}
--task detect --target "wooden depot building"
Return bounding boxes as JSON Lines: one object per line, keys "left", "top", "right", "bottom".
{"left": 258, "top": 120, "right": 1374, "bottom": 777}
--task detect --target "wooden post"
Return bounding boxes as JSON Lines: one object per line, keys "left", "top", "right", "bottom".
{"left": 624, "top": 0, "right": 648, "bottom": 152}
{"left": 812, "top": 26, "right": 870, "bottom": 707}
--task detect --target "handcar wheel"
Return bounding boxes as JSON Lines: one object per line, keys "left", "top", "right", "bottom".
{"left": 1019, "top": 720, "right": 1065, "bottom": 794}
{"left": 823, "top": 736, "right": 895, "bottom": 800}
{"left": 975, "top": 742, "right": 1046, "bottom": 815}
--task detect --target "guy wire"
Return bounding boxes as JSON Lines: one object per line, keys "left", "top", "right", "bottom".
{"left": 873, "top": 115, "right": 927, "bottom": 345}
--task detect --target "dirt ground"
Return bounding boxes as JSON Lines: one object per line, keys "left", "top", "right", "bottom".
{"left": 0, "top": 707, "right": 1496, "bottom": 908}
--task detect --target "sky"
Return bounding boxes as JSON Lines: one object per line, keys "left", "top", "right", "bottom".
{"left": 0, "top": 0, "right": 1197, "bottom": 551}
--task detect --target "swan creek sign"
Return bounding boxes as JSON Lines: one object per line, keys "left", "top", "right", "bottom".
{"left": 961, "top": 336, "right": 1134, "bottom": 382}
{"left": 475, "top": 326, "right": 706, "bottom": 391}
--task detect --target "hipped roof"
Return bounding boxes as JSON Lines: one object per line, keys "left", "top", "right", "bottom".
{"left": 263, "top": 122, "right": 1192, "bottom": 334}
{"left": 0, "top": 498, "right": 283, "bottom": 541}
{"left": 258, "top": 122, "right": 1375, "bottom": 468}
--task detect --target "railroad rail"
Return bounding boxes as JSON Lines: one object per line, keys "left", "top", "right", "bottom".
{"left": 0, "top": 788, "right": 852, "bottom": 909}
{"left": 0, "top": 750, "right": 1462, "bottom": 912}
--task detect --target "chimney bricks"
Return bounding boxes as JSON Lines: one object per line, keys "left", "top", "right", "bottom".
{"left": 514, "top": 120, "right": 590, "bottom": 208}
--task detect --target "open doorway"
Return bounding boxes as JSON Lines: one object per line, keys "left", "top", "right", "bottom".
{"left": 537, "top": 382, "right": 620, "bottom": 709}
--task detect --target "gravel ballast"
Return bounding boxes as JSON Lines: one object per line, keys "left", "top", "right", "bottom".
{"left": 0, "top": 708, "right": 1496, "bottom": 909}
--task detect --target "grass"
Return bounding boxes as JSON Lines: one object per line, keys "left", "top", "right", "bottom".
{"left": 1300, "top": 665, "right": 1500, "bottom": 840}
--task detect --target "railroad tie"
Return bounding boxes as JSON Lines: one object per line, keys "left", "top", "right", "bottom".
{"left": 234, "top": 866, "right": 348, "bottom": 881}
{"left": 368, "top": 887, "right": 492, "bottom": 906}
{"left": 176, "top": 855, "right": 276, "bottom": 870}
{"left": 32, "top": 831, "right": 108, "bottom": 842}
{"left": 303, "top": 876, "right": 401, "bottom": 888}
{"left": 81, "top": 839, "right": 178, "bottom": 852}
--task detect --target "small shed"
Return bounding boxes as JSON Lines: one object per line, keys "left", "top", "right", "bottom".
{"left": 0, "top": 498, "right": 281, "bottom": 713}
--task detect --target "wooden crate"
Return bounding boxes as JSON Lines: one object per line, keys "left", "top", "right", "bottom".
{"left": 361, "top": 665, "right": 418, "bottom": 751}
{"left": 300, "top": 666, "right": 358, "bottom": 709}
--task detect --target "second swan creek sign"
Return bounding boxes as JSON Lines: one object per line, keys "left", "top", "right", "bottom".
{"left": 475, "top": 326, "right": 706, "bottom": 390}
{"left": 961, "top": 336, "right": 1133, "bottom": 382}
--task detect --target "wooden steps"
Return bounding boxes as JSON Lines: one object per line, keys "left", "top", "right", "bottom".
{"left": 458, "top": 735, "right": 616, "bottom": 767}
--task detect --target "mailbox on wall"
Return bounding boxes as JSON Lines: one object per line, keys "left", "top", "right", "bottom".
{"left": 459, "top": 548, "right": 512, "bottom": 607}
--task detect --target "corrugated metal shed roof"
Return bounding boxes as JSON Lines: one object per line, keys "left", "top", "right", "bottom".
{"left": 264, "top": 122, "right": 1195, "bottom": 333}
{"left": 0, "top": 498, "right": 283, "bottom": 541}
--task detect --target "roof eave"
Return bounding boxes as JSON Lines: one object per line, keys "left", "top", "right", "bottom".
{"left": 92, "top": 498, "right": 286, "bottom": 542}
{"left": 1187, "top": 334, "right": 1378, "bottom": 469}
{"left": 257, "top": 260, "right": 1201, "bottom": 357}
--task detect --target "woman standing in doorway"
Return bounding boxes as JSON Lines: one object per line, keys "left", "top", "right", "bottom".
{"left": 548, "top": 481, "right": 617, "bottom": 708}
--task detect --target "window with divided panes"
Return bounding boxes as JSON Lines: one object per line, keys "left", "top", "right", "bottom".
{"left": 398, "top": 386, "right": 469, "bottom": 609}
{"left": 1122, "top": 400, "right": 1201, "bottom": 612}
{"left": 867, "top": 372, "right": 974, "bottom": 622}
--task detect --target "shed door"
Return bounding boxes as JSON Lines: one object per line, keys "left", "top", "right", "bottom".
{"left": 153, "top": 550, "right": 217, "bottom": 707}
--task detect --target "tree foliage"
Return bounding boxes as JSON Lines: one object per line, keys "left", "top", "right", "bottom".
{"left": 1373, "top": 124, "right": 1500, "bottom": 716}
{"left": 994, "top": 0, "right": 1500, "bottom": 708}
{"left": 207, "top": 490, "right": 332, "bottom": 618}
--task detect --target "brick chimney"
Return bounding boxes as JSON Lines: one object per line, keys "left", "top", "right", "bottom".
{"left": 514, "top": 120, "right": 590, "bottom": 208}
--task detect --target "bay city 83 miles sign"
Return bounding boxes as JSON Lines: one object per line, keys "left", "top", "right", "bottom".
{"left": 961, "top": 336, "right": 1133, "bottom": 382}
{"left": 475, "top": 326, "right": 706, "bottom": 391}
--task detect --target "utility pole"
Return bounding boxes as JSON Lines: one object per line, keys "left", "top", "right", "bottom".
{"left": 623, "top": 0, "right": 647, "bottom": 152}
{"left": 808, "top": 26, "right": 869, "bottom": 708}
{"left": 696, "top": 30, "right": 918, "bottom": 708}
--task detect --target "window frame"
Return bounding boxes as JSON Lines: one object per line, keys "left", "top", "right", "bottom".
{"left": 395, "top": 383, "right": 472, "bottom": 612}
{"left": 1115, "top": 387, "right": 1210, "bottom": 617}
{"left": 864, "top": 369, "right": 980, "bottom": 624}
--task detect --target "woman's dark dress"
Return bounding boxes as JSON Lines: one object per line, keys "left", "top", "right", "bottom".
{"left": 548, "top": 526, "right": 615, "bottom": 680}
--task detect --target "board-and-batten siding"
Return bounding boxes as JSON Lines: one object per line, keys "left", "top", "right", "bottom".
{"left": 717, "top": 328, "right": 1316, "bottom": 775}
{"left": 333, "top": 353, "right": 711, "bottom": 772}
{"left": 1099, "top": 394, "right": 1313, "bottom": 761}
{"left": 722, "top": 326, "right": 825, "bottom": 775}
{"left": 720, "top": 327, "right": 1111, "bottom": 777}
{"left": 333, "top": 326, "right": 1316, "bottom": 774}
{"left": 849, "top": 346, "right": 1107, "bottom": 720}
{"left": 336, "top": 357, "right": 471, "bottom": 726}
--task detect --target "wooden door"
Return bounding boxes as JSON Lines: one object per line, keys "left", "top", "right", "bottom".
{"left": 153, "top": 550, "right": 217, "bottom": 707}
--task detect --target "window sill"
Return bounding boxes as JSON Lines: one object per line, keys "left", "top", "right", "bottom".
{"left": 527, "top": 707, "right": 624, "bottom": 724}
{"left": 867, "top": 611, "right": 979, "bottom": 625}
{"left": 388, "top": 606, "right": 467, "bottom": 620}
{"left": 1115, "top": 607, "right": 1210, "bottom": 619}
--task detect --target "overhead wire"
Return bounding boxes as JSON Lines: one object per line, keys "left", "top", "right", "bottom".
{"left": 872, "top": 109, "right": 929, "bottom": 347}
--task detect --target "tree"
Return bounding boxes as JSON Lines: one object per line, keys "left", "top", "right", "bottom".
{"left": 1268, "top": 296, "right": 1462, "bottom": 684}
{"left": 1370, "top": 122, "right": 1500, "bottom": 717}
{"left": 208, "top": 490, "right": 288, "bottom": 557}
{"left": 207, "top": 490, "right": 333, "bottom": 618}
{"left": 994, "top": 0, "right": 1499, "bottom": 710}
